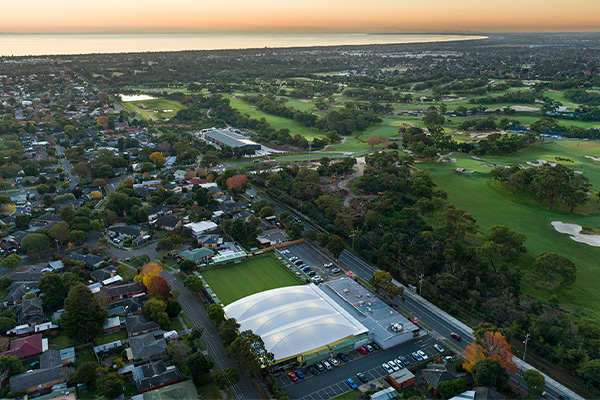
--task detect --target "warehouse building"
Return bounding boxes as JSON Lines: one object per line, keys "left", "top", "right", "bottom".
{"left": 224, "top": 284, "right": 369, "bottom": 366}
{"left": 201, "top": 128, "right": 262, "bottom": 152}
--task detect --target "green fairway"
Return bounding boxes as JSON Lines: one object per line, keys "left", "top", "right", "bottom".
{"left": 201, "top": 254, "right": 302, "bottom": 305}
{"left": 118, "top": 98, "right": 186, "bottom": 121}
{"left": 224, "top": 94, "right": 324, "bottom": 140}
{"left": 420, "top": 140, "right": 600, "bottom": 315}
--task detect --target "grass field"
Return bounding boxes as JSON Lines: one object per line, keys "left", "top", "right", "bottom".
{"left": 118, "top": 98, "right": 186, "bottom": 121}
{"left": 420, "top": 140, "right": 600, "bottom": 315}
{"left": 201, "top": 254, "right": 302, "bottom": 305}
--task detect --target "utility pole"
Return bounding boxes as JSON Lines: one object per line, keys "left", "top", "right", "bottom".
{"left": 350, "top": 229, "right": 356, "bottom": 251}
{"left": 418, "top": 273, "right": 424, "bottom": 296}
{"left": 523, "top": 333, "right": 530, "bottom": 362}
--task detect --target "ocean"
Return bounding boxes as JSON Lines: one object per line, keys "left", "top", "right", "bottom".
{"left": 0, "top": 33, "right": 486, "bottom": 56}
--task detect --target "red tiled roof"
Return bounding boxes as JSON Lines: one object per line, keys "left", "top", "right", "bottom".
{"left": 0, "top": 333, "right": 43, "bottom": 358}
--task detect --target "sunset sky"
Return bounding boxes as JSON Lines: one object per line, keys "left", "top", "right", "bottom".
{"left": 2, "top": 0, "right": 599, "bottom": 33}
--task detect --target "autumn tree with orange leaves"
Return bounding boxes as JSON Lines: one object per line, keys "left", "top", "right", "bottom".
{"left": 463, "top": 331, "right": 517, "bottom": 374}
{"left": 226, "top": 174, "right": 248, "bottom": 193}
{"left": 135, "top": 262, "right": 163, "bottom": 290}
{"left": 96, "top": 116, "right": 109, "bottom": 125}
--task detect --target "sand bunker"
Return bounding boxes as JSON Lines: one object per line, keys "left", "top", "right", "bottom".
{"left": 551, "top": 221, "right": 600, "bottom": 247}
{"left": 526, "top": 159, "right": 557, "bottom": 167}
{"left": 455, "top": 167, "right": 474, "bottom": 174}
{"left": 585, "top": 155, "right": 600, "bottom": 162}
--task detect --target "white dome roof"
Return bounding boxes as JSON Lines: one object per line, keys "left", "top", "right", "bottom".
{"left": 224, "top": 284, "right": 368, "bottom": 361}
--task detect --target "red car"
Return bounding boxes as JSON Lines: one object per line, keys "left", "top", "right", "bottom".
{"left": 288, "top": 372, "right": 298, "bottom": 382}
{"left": 358, "top": 346, "right": 368, "bottom": 354}
{"left": 450, "top": 332, "right": 462, "bottom": 341}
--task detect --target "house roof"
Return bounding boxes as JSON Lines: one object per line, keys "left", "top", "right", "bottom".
{"left": 40, "top": 349, "right": 62, "bottom": 369}
{"left": 107, "top": 294, "right": 148, "bottom": 316}
{"left": 64, "top": 252, "right": 104, "bottom": 267}
{"left": 155, "top": 215, "right": 179, "bottom": 228}
{"left": 91, "top": 266, "right": 117, "bottom": 282}
{"left": 178, "top": 247, "right": 214, "bottom": 261}
{"left": 0, "top": 333, "right": 45, "bottom": 358}
{"left": 103, "top": 282, "right": 143, "bottom": 299}
{"left": 133, "top": 360, "right": 181, "bottom": 392}
{"left": 129, "top": 332, "right": 167, "bottom": 360}
{"left": 126, "top": 315, "right": 160, "bottom": 335}
{"left": 421, "top": 362, "right": 459, "bottom": 389}
{"left": 9, "top": 365, "right": 64, "bottom": 391}
{"left": 142, "top": 379, "right": 197, "bottom": 400}
{"left": 109, "top": 225, "right": 144, "bottom": 237}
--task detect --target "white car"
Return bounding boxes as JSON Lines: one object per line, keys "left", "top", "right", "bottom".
{"left": 329, "top": 357, "right": 339, "bottom": 367}
{"left": 418, "top": 350, "right": 428, "bottom": 360}
{"left": 388, "top": 360, "right": 400, "bottom": 371}
{"left": 434, "top": 344, "right": 444, "bottom": 353}
{"left": 322, "top": 360, "right": 332, "bottom": 370}
{"left": 382, "top": 363, "right": 394, "bottom": 374}
{"left": 323, "top": 262, "right": 333, "bottom": 268}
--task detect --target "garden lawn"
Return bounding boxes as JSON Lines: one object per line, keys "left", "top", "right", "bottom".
{"left": 95, "top": 330, "right": 128, "bottom": 345}
{"left": 201, "top": 255, "right": 302, "bottom": 305}
{"left": 117, "top": 264, "right": 137, "bottom": 281}
{"left": 421, "top": 140, "right": 600, "bottom": 316}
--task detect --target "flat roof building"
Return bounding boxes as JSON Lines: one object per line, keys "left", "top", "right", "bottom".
{"left": 202, "top": 129, "right": 261, "bottom": 152}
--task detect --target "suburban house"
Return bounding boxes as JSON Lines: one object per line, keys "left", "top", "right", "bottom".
{"left": 178, "top": 247, "right": 214, "bottom": 263}
{"left": 133, "top": 360, "right": 181, "bottom": 393}
{"left": 107, "top": 224, "right": 148, "bottom": 238}
{"left": 41, "top": 260, "right": 66, "bottom": 274}
{"left": 197, "top": 234, "right": 224, "bottom": 249}
{"left": 421, "top": 361, "right": 464, "bottom": 396}
{"left": 91, "top": 266, "right": 118, "bottom": 283}
{"left": 9, "top": 365, "right": 64, "bottom": 395}
{"left": 128, "top": 332, "right": 167, "bottom": 361}
{"left": 126, "top": 315, "right": 160, "bottom": 337}
{"left": 107, "top": 294, "right": 148, "bottom": 316}
{"left": 146, "top": 205, "right": 172, "bottom": 221}
{"left": 183, "top": 221, "right": 218, "bottom": 240}
{"left": 2, "top": 281, "right": 38, "bottom": 307}
{"left": 103, "top": 316, "right": 126, "bottom": 334}
{"left": 102, "top": 282, "right": 144, "bottom": 302}
{"left": 135, "top": 379, "right": 197, "bottom": 399}
{"left": 0, "top": 333, "right": 47, "bottom": 358}
{"left": 63, "top": 252, "right": 105, "bottom": 269}
{"left": 13, "top": 297, "right": 44, "bottom": 325}
{"left": 153, "top": 215, "right": 181, "bottom": 231}
{"left": 387, "top": 368, "right": 415, "bottom": 391}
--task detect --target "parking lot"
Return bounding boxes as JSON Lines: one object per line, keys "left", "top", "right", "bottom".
{"left": 280, "top": 335, "right": 446, "bottom": 400}
{"left": 281, "top": 243, "right": 343, "bottom": 283}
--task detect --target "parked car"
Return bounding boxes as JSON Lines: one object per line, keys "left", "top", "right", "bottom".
{"left": 301, "top": 266, "right": 311, "bottom": 272}
{"left": 356, "top": 372, "right": 368, "bottom": 383}
{"left": 308, "top": 365, "right": 318, "bottom": 375}
{"left": 434, "top": 344, "right": 444, "bottom": 353}
{"left": 316, "top": 362, "right": 325, "bottom": 372}
{"left": 412, "top": 351, "right": 423, "bottom": 361}
{"left": 288, "top": 372, "right": 298, "bottom": 382}
{"left": 323, "top": 262, "right": 333, "bottom": 268}
{"left": 293, "top": 260, "right": 303, "bottom": 266}
{"left": 329, "top": 357, "right": 339, "bottom": 367}
{"left": 323, "top": 360, "right": 332, "bottom": 370}
{"left": 338, "top": 353, "right": 349, "bottom": 363}
{"left": 443, "top": 356, "right": 453, "bottom": 363}
{"left": 382, "top": 363, "right": 394, "bottom": 374}
{"left": 307, "top": 271, "right": 317, "bottom": 277}
{"left": 365, "top": 344, "right": 374, "bottom": 352}
{"left": 346, "top": 378, "right": 358, "bottom": 389}
{"left": 450, "top": 332, "right": 462, "bottom": 341}
{"left": 295, "top": 370, "right": 305, "bottom": 379}
{"left": 358, "top": 346, "right": 368, "bottom": 354}
{"left": 370, "top": 342, "right": 381, "bottom": 351}
{"left": 289, "top": 256, "right": 298, "bottom": 261}
{"left": 388, "top": 360, "right": 400, "bottom": 371}
{"left": 395, "top": 358, "right": 405, "bottom": 368}
{"left": 401, "top": 356, "right": 411, "bottom": 366}
{"left": 331, "top": 268, "right": 341, "bottom": 274}
{"left": 418, "top": 350, "right": 428, "bottom": 360}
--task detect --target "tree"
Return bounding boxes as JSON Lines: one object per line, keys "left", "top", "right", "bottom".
{"left": 148, "top": 276, "right": 172, "bottom": 298}
{"left": 0, "top": 356, "right": 24, "bottom": 383}
{"left": 0, "top": 311, "right": 17, "bottom": 335}
{"left": 77, "top": 361, "right": 99, "bottom": 385}
{"left": 366, "top": 134, "right": 383, "bottom": 148}
{"left": 533, "top": 252, "right": 576, "bottom": 288}
{"left": 14, "top": 214, "right": 30, "bottom": 230}
{"left": 143, "top": 298, "right": 170, "bottom": 328}
{"left": 48, "top": 221, "right": 70, "bottom": 244}
{"left": 226, "top": 174, "right": 248, "bottom": 193}
{"left": 136, "top": 262, "right": 163, "bottom": 289}
{"left": 149, "top": 152, "right": 166, "bottom": 167}
{"left": 463, "top": 331, "right": 517, "bottom": 374}
{"left": 370, "top": 271, "right": 404, "bottom": 300}
{"left": 183, "top": 275, "right": 203, "bottom": 292}
{"left": 326, "top": 235, "right": 346, "bottom": 259}
{"left": 96, "top": 372, "right": 124, "bottom": 399}
{"left": 156, "top": 238, "right": 175, "bottom": 253}
{"left": 167, "top": 339, "right": 192, "bottom": 367}
{"left": 2, "top": 254, "right": 20, "bottom": 269}
{"left": 61, "top": 284, "right": 107, "bottom": 342}
{"left": 258, "top": 206, "right": 274, "bottom": 218}
{"left": 21, "top": 233, "right": 51, "bottom": 259}
{"left": 187, "top": 352, "right": 214, "bottom": 385}
{"left": 477, "top": 225, "right": 526, "bottom": 272}
{"left": 166, "top": 299, "right": 182, "bottom": 318}
{"left": 207, "top": 304, "right": 225, "bottom": 325}
{"left": 214, "top": 367, "right": 240, "bottom": 390}
{"left": 523, "top": 369, "right": 546, "bottom": 397}
{"left": 96, "top": 116, "right": 109, "bottom": 126}
{"left": 179, "top": 259, "right": 196, "bottom": 273}
{"left": 38, "top": 272, "right": 68, "bottom": 310}
{"left": 218, "top": 318, "right": 240, "bottom": 347}
{"left": 435, "top": 204, "right": 477, "bottom": 240}
{"left": 471, "top": 359, "right": 509, "bottom": 389}
{"left": 227, "top": 330, "right": 274, "bottom": 376}
{"left": 437, "top": 378, "right": 467, "bottom": 400}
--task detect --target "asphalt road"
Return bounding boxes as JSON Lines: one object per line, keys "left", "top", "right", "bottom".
{"left": 283, "top": 335, "right": 438, "bottom": 400}
{"left": 162, "top": 270, "right": 261, "bottom": 400}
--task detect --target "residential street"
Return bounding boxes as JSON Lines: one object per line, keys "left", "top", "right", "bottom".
{"left": 162, "top": 270, "right": 262, "bottom": 400}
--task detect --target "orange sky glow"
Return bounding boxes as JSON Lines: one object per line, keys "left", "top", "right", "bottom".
{"left": 2, "top": 0, "right": 599, "bottom": 33}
